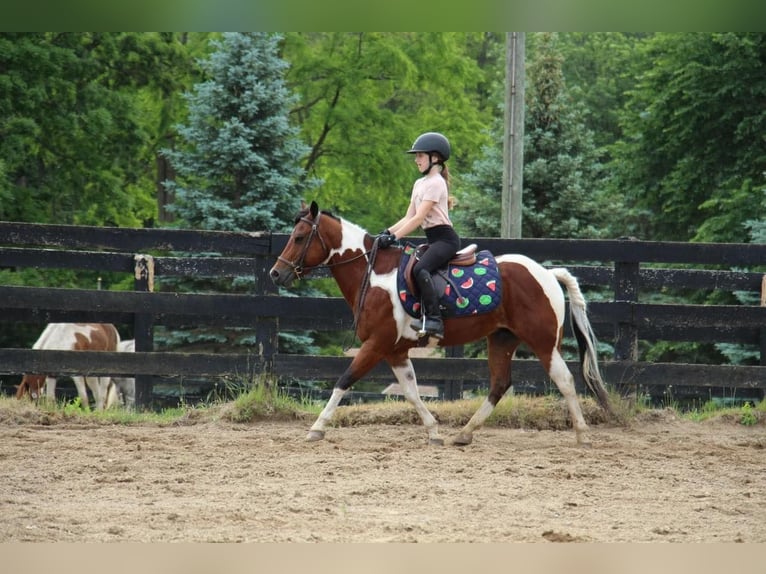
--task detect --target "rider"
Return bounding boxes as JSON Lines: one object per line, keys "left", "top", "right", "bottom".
{"left": 377, "top": 132, "right": 461, "bottom": 339}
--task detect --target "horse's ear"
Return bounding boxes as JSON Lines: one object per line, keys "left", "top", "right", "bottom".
{"left": 310, "top": 201, "right": 319, "bottom": 218}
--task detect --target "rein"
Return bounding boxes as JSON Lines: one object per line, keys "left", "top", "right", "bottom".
{"left": 352, "top": 238, "right": 380, "bottom": 336}
{"left": 278, "top": 210, "right": 382, "bottom": 338}
{"left": 278, "top": 211, "right": 368, "bottom": 275}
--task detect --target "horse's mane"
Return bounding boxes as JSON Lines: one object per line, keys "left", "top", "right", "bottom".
{"left": 293, "top": 207, "right": 342, "bottom": 224}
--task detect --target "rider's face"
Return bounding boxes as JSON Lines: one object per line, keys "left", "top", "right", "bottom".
{"left": 414, "top": 152, "right": 431, "bottom": 172}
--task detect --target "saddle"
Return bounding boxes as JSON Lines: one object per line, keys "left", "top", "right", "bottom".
{"left": 397, "top": 243, "right": 502, "bottom": 319}
{"left": 403, "top": 243, "right": 478, "bottom": 296}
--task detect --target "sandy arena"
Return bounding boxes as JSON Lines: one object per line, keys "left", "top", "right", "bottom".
{"left": 1, "top": 410, "right": 764, "bottom": 543}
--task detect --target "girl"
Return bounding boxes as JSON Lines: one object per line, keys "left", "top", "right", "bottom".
{"left": 377, "top": 132, "right": 460, "bottom": 338}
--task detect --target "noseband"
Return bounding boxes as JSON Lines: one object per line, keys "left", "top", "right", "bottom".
{"left": 277, "top": 212, "right": 329, "bottom": 279}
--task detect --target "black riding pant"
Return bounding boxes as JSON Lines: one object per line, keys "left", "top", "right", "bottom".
{"left": 412, "top": 225, "right": 461, "bottom": 277}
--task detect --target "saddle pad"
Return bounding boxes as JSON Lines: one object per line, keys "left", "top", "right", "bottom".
{"left": 397, "top": 243, "right": 503, "bottom": 318}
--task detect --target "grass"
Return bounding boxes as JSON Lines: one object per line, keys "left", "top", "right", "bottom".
{"left": 0, "top": 379, "right": 763, "bottom": 429}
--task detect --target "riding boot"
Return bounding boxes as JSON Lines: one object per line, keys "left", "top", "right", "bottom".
{"left": 412, "top": 269, "right": 444, "bottom": 338}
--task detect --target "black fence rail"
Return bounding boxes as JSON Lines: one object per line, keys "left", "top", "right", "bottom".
{"left": 1, "top": 221, "right": 765, "bottom": 409}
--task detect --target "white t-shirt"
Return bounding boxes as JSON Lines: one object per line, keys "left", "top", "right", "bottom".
{"left": 410, "top": 174, "right": 452, "bottom": 229}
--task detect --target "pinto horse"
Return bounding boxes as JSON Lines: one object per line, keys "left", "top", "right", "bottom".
{"left": 15, "top": 323, "right": 121, "bottom": 410}
{"left": 270, "top": 201, "right": 612, "bottom": 446}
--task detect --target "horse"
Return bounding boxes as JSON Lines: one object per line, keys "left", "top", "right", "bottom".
{"left": 111, "top": 339, "right": 136, "bottom": 409}
{"left": 15, "top": 323, "right": 121, "bottom": 410}
{"left": 269, "top": 201, "right": 613, "bottom": 446}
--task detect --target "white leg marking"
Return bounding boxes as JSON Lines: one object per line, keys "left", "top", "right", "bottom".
{"left": 73, "top": 376, "right": 91, "bottom": 408}
{"left": 45, "top": 376, "right": 57, "bottom": 402}
{"left": 548, "top": 351, "right": 588, "bottom": 443}
{"left": 105, "top": 380, "right": 120, "bottom": 409}
{"left": 308, "top": 387, "right": 347, "bottom": 440}
{"left": 392, "top": 361, "right": 442, "bottom": 444}
{"left": 87, "top": 376, "right": 113, "bottom": 410}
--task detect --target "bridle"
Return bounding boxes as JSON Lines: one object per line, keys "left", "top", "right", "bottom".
{"left": 277, "top": 211, "right": 372, "bottom": 280}
{"left": 277, "top": 212, "right": 329, "bottom": 280}
{"left": 277, "top": 210, "right": 383, "bottom": 336}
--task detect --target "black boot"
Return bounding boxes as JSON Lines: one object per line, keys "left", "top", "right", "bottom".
{"left": 411, "top": 269, "right": 444, "bottom": 338}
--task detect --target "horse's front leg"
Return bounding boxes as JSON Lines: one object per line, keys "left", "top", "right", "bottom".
{"left": 388, "top": 356, "right": 443, "bottom": 446}
{"left": 307, "top": 342, "right": 383, "bottom": 442}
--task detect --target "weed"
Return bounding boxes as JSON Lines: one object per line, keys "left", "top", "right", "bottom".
{"left": 740, "top": 402, "right": 757, "bottom": 426}
{"left": 225, "top": 376, "right": 312, "bottom": 423}
{"left": 62, "top": 397, "right": 86, "bottom": 416}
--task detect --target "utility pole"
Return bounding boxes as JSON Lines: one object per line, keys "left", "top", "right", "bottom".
{"left": 501, "top": 32, "right": 525, "bottom": 239}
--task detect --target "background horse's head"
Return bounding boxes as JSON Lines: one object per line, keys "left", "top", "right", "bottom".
{"left": 16, "top": 374, "right": 46, "bottom": 400}
{"left": 270, "top": 201, "right": 332, "bottom": 287}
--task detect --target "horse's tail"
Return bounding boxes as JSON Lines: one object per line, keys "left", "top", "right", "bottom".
{"left": 551, "top": 268, "right": 613, "bottom": 416}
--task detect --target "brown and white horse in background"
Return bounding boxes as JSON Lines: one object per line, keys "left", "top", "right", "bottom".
{"left": 15, "top": 323, "right": 121, "bottom": 410}
{"left": 270, "top": 201, "right": 613, "bottom": 446}
{"left": 111, "top": 339, "right": 136, "bottom": 409}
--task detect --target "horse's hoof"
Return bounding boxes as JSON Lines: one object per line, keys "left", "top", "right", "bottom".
{"left": 306, "top": 430, "right": 325, "bottom": 442}
{"left": 452, "top": 434, "right": 473, "bottom": 446}
{"left": 429, "top": 437, "right": 444, "bottom": 446}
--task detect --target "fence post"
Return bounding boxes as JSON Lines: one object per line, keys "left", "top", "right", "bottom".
{"left": 253, "top": 240, "right": 278, "bottom": 380}
{"left": 613, "top": 239, "right": 639, "bottom": 362}
{"left": 133, "top": 254, "right": 155, "bottom": 409}
{"left": 443, "top": 345, "right": 465, "bottom": 400}
{"left": 760, "top": 276, "right": 766, "bottom": 400}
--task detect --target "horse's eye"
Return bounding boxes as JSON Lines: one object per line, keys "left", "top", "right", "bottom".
{"left": 294, "top": 235, "right": 304, "bottom": 244}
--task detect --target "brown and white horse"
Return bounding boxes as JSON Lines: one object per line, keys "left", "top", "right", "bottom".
{"left": 111, "top": 339, "right": 136, "bottom": 409}
{"left": 270, "top": 201, "right": 613, "bottom": 446}
{"left": 15, "top": 323, "right": 121, "bottom": 410}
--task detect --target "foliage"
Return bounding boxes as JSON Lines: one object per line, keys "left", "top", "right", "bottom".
{"left": 2, "top": 390, "right": 761, "bottom": 430}
{"left": 223, "top": 378, "right": 316, "bottom": 422}
{"left": 157, "top": 33, "right": 317, "bottom": 352}
{"left": 610, "top": 33, "right": 766, "bottom": 242}
{"left": 0, "top": 33, "right": 185, "bottom": 227}
{"left": 162, "top": 32, "right": 309, "bottom": 233}
{"left": 282, "top": 32, "right": 497, "bottom": 234}
{"left": 556, "top": 33, "right": 646, "bottom": 150}
{"left": 739, "top": 401, "right": 757, "bottom": 426}
{"left": 454, "top": 33, "right": 616, "bottom": 239}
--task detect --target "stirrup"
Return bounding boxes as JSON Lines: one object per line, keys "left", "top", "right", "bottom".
{"left": 412, "top": 316, "right": 444, "bottom": 339}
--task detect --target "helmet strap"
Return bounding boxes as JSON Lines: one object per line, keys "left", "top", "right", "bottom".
{"left": 419, "top": 154, "right": 442, "bottom": 175}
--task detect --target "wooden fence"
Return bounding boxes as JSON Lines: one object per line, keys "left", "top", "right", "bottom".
{"left": 1, "top": 221, "right": 765, "bottom": 409}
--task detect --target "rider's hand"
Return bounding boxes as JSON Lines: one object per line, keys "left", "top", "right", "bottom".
{"left": 376, "top": 230, "right": 396, "bottom": 249}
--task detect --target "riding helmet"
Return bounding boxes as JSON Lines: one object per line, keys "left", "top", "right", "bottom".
{"left": 406, "top": 132, "right": 450, "bottom": 161}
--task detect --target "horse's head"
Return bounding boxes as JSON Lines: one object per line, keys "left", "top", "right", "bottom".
{"left": 270, "top": 200, "right": 333, "bottom": 287}
{"left": 16, "top": 374, "right": 46, "bottom": 400}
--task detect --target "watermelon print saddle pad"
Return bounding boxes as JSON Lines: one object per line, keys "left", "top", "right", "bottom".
{"left": 396, "top": 243, "right": 503, "bottom": 318}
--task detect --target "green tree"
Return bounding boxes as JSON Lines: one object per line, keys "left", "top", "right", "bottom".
{"left": 283, "top": 32, "right": 496, "bottom": 234}
{"left": 0, "top": 33, "right": 162, "bottom": 227}
{"left": 163, "top": 32, "right": 309, "bottom": 233}
{"left": 160, "top": 32, "right": 315, "bottom": 354}
{"left": 611, "top": 33, "right": 766, "bottom": 242}
{"left": 557, "top": 33, "right": 646, "bottom": 150}
{"left": 454, "top": 33, "right": 614, "bottom": 239}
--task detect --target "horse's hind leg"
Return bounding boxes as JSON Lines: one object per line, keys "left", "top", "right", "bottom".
{"left": 454, "top": 329, "right": 520, "bottom": 446}
{"left": 388, "top": 356, "right": 443, "bottom": 445}
{"left": 547, "top": 349, "right": 589, "bottom": 445}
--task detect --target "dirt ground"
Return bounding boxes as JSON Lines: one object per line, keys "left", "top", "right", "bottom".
{"left": 1, "top": 410, "right": 764, "bottom": 543}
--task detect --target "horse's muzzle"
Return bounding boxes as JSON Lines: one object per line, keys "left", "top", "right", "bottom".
{"left": 269, "top": 265, "right": 295, "bottom": 287}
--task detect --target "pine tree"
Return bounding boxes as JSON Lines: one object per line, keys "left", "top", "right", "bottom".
{"left": 162, "top": 32, "right": 309, "bottom": 233}
{"left": 159, "top": 33, "right": 317, "bottom": 356}
{"left": 454, "top": 33, "right": 613, "bottom": 239}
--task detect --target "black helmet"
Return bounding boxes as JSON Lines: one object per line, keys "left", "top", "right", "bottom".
{"left": 406, "top": 132, "right": 450, "bottom": 161}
